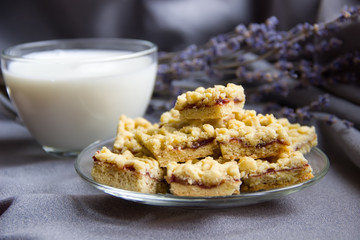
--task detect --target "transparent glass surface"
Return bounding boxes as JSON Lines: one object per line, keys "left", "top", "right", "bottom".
{"left": 2, "top": 38, "right": 157, "bottom": 157}
{"left": 75, "top": 137, "right": 330, "bottom": 208}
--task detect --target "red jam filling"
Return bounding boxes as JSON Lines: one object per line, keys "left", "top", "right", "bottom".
{"left": 182, "top": 97, "right": 244, "bottom": 110}
{"left": 173, "top": 137, "right": 215, "bottom": 150}
{"left": 167, "top": 175, "right": 240, "bottom": 189}
{"left": 250, "top": 164, "right": 309, "bottom": 178}
{"left": 93, "top": 156, "right": 161, "bottom": 181}
{"left": 229, "top": 138, "right": 288, "bottom": 148}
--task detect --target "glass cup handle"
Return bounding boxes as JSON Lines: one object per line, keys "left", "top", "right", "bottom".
{"left": 0, "top": 91, "right": 19, "bottom": 121}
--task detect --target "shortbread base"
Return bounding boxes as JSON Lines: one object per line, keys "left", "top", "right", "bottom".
{"left": 220, "top": 140, "right": 288, "bottom": 160}
{"left": 92, "top": 162, "right": 167, "bottom": 194}
{"left": 179, "top": 101, "right": 244, "bottom": 120}
{"left": 241, "top": 165, "right": 313, "bottom": 192}
{"left": 169, "top": 181, "right": 241, "bottom": 197}
{"left": 154, "top": 141, "right": 219, "bottom": 167}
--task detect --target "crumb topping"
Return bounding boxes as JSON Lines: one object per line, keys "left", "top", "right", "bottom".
{"left": 137, "top": 122, "right": 216, "bottom": 151}
{"left": 278, "top": 118, "right": 316, "bottom": 136}
{"left": 94, "top": 147, "right": 163, "bottom": 179}
{"left": 239, "top": 148, "right": 310, "bottom": 176}
{"left": 160, "top": 109, "right": 180, "bottom": 125}
{"left": 277, "top": 118, "right": 317, "bottom": 150}
{"left": 113, "top": 115, "right": 157, "bottom": 154}
{"left": 166, "top": 157, "right": 240, "bottom": 186}
{"left": 216, "top": 110, "right": 290, "bottom": 146}
{"left": 174, "top": 83, "right": 245, "bottom": 111}
{"left": 160, "top": 108, "right": 231, "bottom": 129}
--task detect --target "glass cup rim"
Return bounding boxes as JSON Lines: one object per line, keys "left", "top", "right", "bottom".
{"left": 1, "top": 38, "right": 157, "bottom": 64}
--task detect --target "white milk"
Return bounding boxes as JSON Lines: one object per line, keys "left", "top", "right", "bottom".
{"left": 3, "top": 49, "right": 157, "bottom": 151}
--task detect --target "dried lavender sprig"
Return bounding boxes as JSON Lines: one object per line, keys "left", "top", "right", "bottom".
{"left": 263, "top": 94, "right": 330, "bottom": 123}
{"left": 154, "top": 5, "right": 360, "bottom": 128}
{"left": 324, "top": 114, "right": 354, "bottom": 128}
{"left": 213, "top": 45, "right": 359, "bottom": 87}
{"left": 157, "top": 6, "right": 360, "bottom": 88}
{"left": 289, "top": 51, "right": 360, "bottom": 86}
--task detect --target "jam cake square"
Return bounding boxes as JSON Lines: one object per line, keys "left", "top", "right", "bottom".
{"left": 165, "top": 157, "right": 241, "bottom": 197}
{"left": 238, "top": 148, "right": 314, "bottom": 192}
{"left": 92, "top": 147, "right": 167, "bottom": 194}
{"left": 216, "top": 110, "right": 291, "bottom": 159}
{"left": 174, "top": 83, "right": 245, "bottom": 120}
{"left": 136, "top": 121, "right": 218, "bottom": 167}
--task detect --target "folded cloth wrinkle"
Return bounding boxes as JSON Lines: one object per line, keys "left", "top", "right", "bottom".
{"left": 321, "top": 83, "right": 360, "bottom": 106}
{"left": 0, "top": 197, "right": 14, "bottom": 217}
{"left": 259, "top": 78, "right": 360, "bottom": 128}
{"left": 315, "top": 112, "right": 360, "bottom": 168}
{"left": 289, "top": 87, "right": 360, "bottom": 128}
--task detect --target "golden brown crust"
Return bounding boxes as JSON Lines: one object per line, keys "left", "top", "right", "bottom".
{"left": 219, "top": 139, "right": 289, "bottom": 159}
{"left": 241, "top": 168, "right": 313, "bottom": 192}
{"left": 92, "top": 161, "right": 168, "bottom": 194}
{"left": 169, "top": 181, "right": 241, "bottom": 197}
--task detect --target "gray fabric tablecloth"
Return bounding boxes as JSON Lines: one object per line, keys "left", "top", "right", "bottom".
{"left": 1, "top": 0, "right": 360, "bottom": 239}
{"left": 0, "top": 105, "right": 359, "bottom": 240}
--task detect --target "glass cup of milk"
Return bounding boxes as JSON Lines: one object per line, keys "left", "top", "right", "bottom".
{"left": 1, "top": 38, "right": 157, "bottom": 157}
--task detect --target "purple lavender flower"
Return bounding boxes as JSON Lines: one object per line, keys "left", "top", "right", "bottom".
{"left": 266, "top": 16, "right": 279, "bottom": 27}
{"left": 343, "top": 119, "right": 354, "bottom": 128}
{"left": 235, "top": 24, "right": 247, "bottom": 35}
{"left": 326, "top": 114, "right": 336, "bottom": 125}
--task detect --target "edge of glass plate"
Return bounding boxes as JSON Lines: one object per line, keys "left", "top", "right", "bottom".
{"left": 74, "top": 137, "right": 330, "bottom": 208}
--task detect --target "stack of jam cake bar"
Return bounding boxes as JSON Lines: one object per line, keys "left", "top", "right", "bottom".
{"left": 92, "top": 83, "right": 317, "bottom": 197}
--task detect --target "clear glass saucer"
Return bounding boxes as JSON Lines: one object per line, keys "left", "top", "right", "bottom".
{"left": 74, "top": 137, "right": 330, "bottom": 208}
